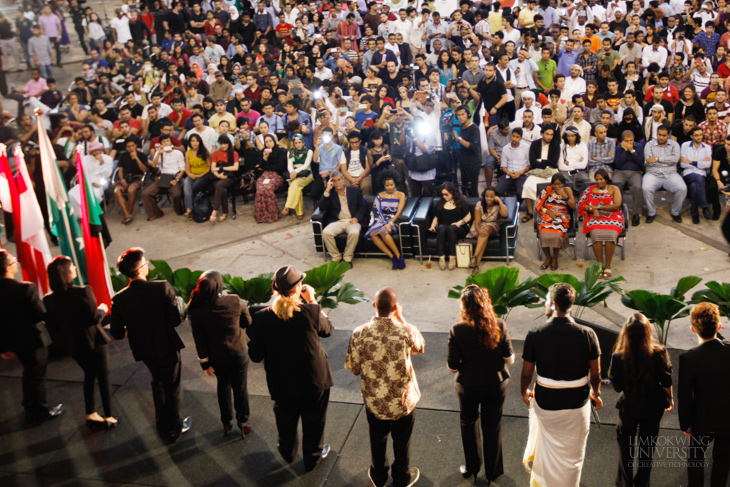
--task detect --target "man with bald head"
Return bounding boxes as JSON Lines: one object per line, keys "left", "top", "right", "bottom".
{"left": 346, "top": 287, "right": 425, "bottom": 487}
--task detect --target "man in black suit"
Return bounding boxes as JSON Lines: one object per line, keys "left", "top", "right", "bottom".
{"left": 0, "top": 250, "right": 64, "bottom": 423}
{"left": 110, "top": 247, "right": 190, "bottom": 442}
{"left": 679, "top": 302, "right": 730, "bottom": 487}
{"left": 319, "top": 170, "right": 367, "bottom": 266}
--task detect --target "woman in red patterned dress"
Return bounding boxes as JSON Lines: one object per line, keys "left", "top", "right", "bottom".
{"left": 536, "top": 174, "right": 576, "bottom": 271}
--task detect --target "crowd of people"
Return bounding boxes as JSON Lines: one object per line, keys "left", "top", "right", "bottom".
{"left": 1, "top": 248, "right": 730, "bottom": 487}
{"left": 4, "top": 0, "right": 730, "bottom": 275}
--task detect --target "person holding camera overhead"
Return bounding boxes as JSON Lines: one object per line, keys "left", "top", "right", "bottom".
{"left": 248, "top": 265, "right": 334, "bottom": 471}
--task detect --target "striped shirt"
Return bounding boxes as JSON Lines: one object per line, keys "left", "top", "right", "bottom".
{"left": 643, "top": 139, "right": 680, "bottom": 176}
{"left": 587, "top": 137, "right": 616, "bottom": 171}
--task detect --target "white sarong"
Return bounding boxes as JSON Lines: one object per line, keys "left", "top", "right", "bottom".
{"left": 522, "top": 375, "right": 592, "bottom": 487}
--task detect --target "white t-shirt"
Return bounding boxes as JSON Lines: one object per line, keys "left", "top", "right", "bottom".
{"left": 347, "top": 149, "right": 364, "bottom": 177}
{"left": 110, "top": 16, "right": 132, "bottom": 44}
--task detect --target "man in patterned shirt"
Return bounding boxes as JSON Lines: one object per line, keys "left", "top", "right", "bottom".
{"left": 345, "top": 287, "right": 425, "bottom": 487}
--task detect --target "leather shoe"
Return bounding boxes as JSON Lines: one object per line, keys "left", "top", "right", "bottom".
{"left": 713, "top": 211, "right": 721, "bottom": 221}
{"left": 402, "top": 467, "right": 420, "bottom": 487}
{"left": 692, "top": 215, "right": 700, "bottom": 224}
{"left": 646, "top": 215, "right": 655, "bottom": 223}
{"left": 631, "top": 214, "right": 640, "bottom": 226}
{"left": 47, "top": 404, "right": 65, "bottom": 418}
{"left": 321, "top": 443, "right": 330, "bottom": 459}
{"left": 703, "top": 207, "right": 712, "bottom": 220}
{"left": 181, "top": 416, "right": 192, "bottom": 434}
{"left": 460, "top": 465, "right": 477, "bottom": 481}
{"left": 672, "top": 214, "right": 683, "bottom": 223}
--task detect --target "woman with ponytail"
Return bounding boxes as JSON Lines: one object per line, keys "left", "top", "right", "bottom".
{"left": 609, "top": 312, "right": 674, "bottom": 487}
{"left": 189, "top": 271, "right": 252, "bottom": 437}
{"left": 447, "top": 285, "right": 515, "bottom": 484}
{"left": 247, "top": 266, "right": 334, "bottom": 472}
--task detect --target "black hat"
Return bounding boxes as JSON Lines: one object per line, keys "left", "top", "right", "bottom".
{"left": 272, "top": 265, "right": 305, "bottom": 292}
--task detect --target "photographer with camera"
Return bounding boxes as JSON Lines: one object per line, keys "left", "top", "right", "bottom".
{"left": 454, "top": 105, "right": 482, "bottom": 197}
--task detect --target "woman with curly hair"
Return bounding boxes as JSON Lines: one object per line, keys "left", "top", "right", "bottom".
{"left": 609, "top": 312, "right": 673, "bottom": 487}
{"left": 448, "top": 285, "right": 515, "bottom": 484}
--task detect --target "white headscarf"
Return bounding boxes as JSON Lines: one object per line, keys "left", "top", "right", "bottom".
{"left": 229, "top": 6, "right": 239, "bottom": 22}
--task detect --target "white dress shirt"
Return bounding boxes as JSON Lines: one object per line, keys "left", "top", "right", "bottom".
{"left": 501, "top": 141, "right": 531, "bottom": 173}
{"left": 558, "top": 142, "right": 589, "bottom": 172}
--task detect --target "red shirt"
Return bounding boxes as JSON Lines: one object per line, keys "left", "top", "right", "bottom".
{"left": 169, "top": 108, "right": 192, "bottom": 127}
{"left": 699, "top": 120, "right": 728, "bottom": 147}
{"left": 149, "top": 136, "right": 184, "bottom": 154}
{"left": 244, "top": 85, "right": 262, "bottom": 102}
{"left": 113, "top": 118, "right": 143, "bottom": 134}
{"left": 643, "top": 84, "right": 680, "bottom": 105}
{"left": 275, "top": 22, "right": 293, "bottom": 46}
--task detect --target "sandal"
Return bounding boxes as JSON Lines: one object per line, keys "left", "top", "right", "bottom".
{"left": 209, "top": 211, "right": 217, "bottom": 223}
{"left": 521, "top": 213, "right": 533, "bottom": 223}
{"left": 122, "top": 216, "right": 133, "bottom": 225}
{"left": 602, "top": 268, "right": 612, "bottom": 279}
{"left": 281, "top": 207, "right": 290, "bottom": 216}
{"left": 218, "top": 213, "right": 228, "bottom": 222}
{"left": 551, "top": 265, "right": 558, "bottom": 271}
{"left": 540, "top": 263, "right": 550, "bottom": 270}
{"left": 296, "top": 214, "right": 304, "bottom": 220}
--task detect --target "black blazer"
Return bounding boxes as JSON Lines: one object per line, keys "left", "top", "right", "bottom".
{"left": 318, "top": 185, "right": 367, "bottom": 227}
{"left": 248, "top": 303, "right": 334, "bottom": 399}
{"left": 44, "top": 286, "right": 106, "bottom": 355}
{"left": 447, "top": 320, "right": 513, "bottom": 387}
{"left": 0, "top": 278, "right": 51, "bottom": 354}
{"left": 110, "top": 280, "right": 183, "bottom": 362}
{"left": 679, "top": 339, "right": 730, "bottom": 433}
{"left": 529, "top": 138, "right": 561, "bottom": 170}
{"left": 189, "top": 295, "right": 252, "bottom": 369}
{"left": 608, "top": 350, "right": 672, "bottom": 413}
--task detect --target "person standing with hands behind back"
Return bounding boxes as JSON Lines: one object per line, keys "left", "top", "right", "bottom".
{"left": 448, "top": 285, "right": 514, "bottom": 484}
{"left": 0, "top": 250, "right": 64, "bottom": 425}
{"left": 521, "top": 283, "right": 602, "bottom": 487}
{"left": 346, "top": 286, "right": 424, "bottom": 487}
{"left": 248, "top": 266, "right": 334, "bottom": 472}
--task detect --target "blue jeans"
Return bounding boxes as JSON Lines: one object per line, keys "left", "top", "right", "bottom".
{"left": 684, "top": 173, "right": 708, "bottom": 216}
{"left": 642, "top": 172, "right": 687, "bottom": 217}
{"left": 183, "top": 175, "right": 211, "bottom": 211}
{"left": 38, "top": 64, "right": 54, "bottom": 80}
{"left": 484, "top": 155, "right": 499, "bottom": 169}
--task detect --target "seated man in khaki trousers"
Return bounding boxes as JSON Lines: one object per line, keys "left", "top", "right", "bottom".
{"left": 319, "top": 170, "right": 367, "bottom": 265}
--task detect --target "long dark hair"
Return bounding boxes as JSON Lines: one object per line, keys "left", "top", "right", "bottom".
{"left": 188, "top": 133, "right": 210, "bottom": 161}
{"left": 460, "top": 285, "right": 501, "bottom": 349}
{"left": 47, "top": 255, "right": 74, "bottom": 293}
{"left": 218, "top": 135, "right": 235, "bottom": 163}
{"left": 613, "top": 312, "right": 670, "bottom": 396}
{"left": 188, "top": 270, "right": 224, "bottom": 308}
{"left": 436, "top": 182, "right": 468, "bottom": 212}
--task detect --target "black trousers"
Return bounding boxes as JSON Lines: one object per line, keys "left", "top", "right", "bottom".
{"left": 366, "top": 407, "right": 415, "bottom": 487}
{"left": 615, "top": 406, "right": 665, "bottom": 487}
{"left": 495, "top": 174, "right": 527, "bottom": 202}
{"left": 687, "top": 427, "right": 730, "bottom": 487}
{"left": 723, "top": 209, "right": 730, "bottom": 245}
{"left": 16, "top": 346, "right": 49, "bottom": 420}
{"left": 436, "top": 223, "right": 468, "bottom": 257}
{"left": 74, "top": 24, "right": 88, "bottom": 54}
{"left": 309, "top": 173, "right": 326, "bottom": 203}
{"left": 460, "top": 159, "right": 482, "bottom": 198}
{"left": 143, "top": 351, "right": 183, "bottom": 439}
{"left": 407, "top": 177, "right": 434, "bottom": 197}
{"left": 455, "top": 380, "right": 508, "bottom": 481}
{"left": 73, "top": 345, "right": 112, "bottom": 417}
{"left": 273, "top": 388, "right": 330, "bottom": 471}
{"left": 50, "top": 37, "right": 61, "bottom": 65}
{"left": 211, "top": 351, "right": 250, "bottom": 425}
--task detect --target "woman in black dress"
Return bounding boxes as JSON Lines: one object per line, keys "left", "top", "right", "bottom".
{"left": 428, "top": 182, "right": 472, "bottom": 270}
{"left": 44, "top": 256, "right": 116, "bottom": 428}
{"left": 448, "top": 285, "right": 514, "bottom": 484}
{"left": 189, "top": 271, "right": 252, "bottom": 437}
{"left": 609, "top": 312, "right": 674, "bottom": 487}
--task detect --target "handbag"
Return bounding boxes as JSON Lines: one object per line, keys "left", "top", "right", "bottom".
{"left": 455, "top": 242, "right": 473, "bottom": 268}
{"left": 405, "top": 153, "right": 439, "bottom": 172}
{"left": 294, "top": 169, "right": 311, "bottom": 178}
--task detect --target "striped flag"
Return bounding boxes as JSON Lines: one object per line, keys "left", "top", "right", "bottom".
{"left": 38, "top": 115, "right": 87, "bottom": 284}
{"left": 5, "top": 145, "right": 52, "bottom": 293}
{"left": 76, "top": 148, "right": 113, "bottom": 310}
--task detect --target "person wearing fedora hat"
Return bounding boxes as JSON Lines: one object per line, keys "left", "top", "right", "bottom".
{"left": 248, "top": 265, "right": 334, "bottom": 472}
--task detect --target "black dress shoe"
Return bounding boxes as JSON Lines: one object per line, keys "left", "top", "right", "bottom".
{"left": 693, "top": 215, "right": 700, "bottom": 224}
{"left": 631, "top": 214, "right": 640, "bottom": 226}
{"left": 181, "top": 416, "right": 191, "bottom": 434}
{"left": 672, "top": 214, "right": 683, "bottom": 223}
{"left": 321, "top": 443, "right": 331, "bottom": 459}
{"left": 459, "top": 465, "right": 477, "bottom": 481}
{"left": 48, "top": 404, "right": 65, "bottom": 417}
{"left": 646, "top": 215, "right": 655, "bottom": 223}
{"left": 703, "top": 207, "right": 712, "bottom": 220}
{"left": 713, "top": 211, "right": 721, "bottom": 221}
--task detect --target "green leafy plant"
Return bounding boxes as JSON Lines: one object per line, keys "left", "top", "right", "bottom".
{"left": 532, "top": 262, "right": 625, "bottom": 319}
{"left": 145, "top": 260, "right": 202, "bottom": 302}
{"left": 448, "top": 266, "right": 541, "bottom": 319}
{"left": 621, "top": 276, "right": 702, "bottom": 345}
{"left": 303, "top": 261, "right": 368, "bottom": 309}
{"left": 222, "top": 273, "right": 274, "bottom": 306}
{"left": 109, "top": 267, "right": 128, "bottom": 293}
{"left": 691, "top": 281, "right": 730, "bottom": 319}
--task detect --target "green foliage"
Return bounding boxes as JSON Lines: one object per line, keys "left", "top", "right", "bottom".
{"left": 533, "top": 262, "right": 625, "bottom": 317}
{"left": 691, "top": 281, "right": 730, "bottom": 319}
{"left": 109, "top": 267, "right": 128, "bottom": 293}
{"left": 303, "top": 261, "right": 368, "bottom": 310}
{"left": 448, "top": 266, "right": 540, "bottom": 318}
{"left": 222, "top": 274, "right": 274, "bottom": 306}
{"left": 621, "top": 276, "right": 701, "bottom": 345}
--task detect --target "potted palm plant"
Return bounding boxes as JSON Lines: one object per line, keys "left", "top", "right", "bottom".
{"left": 621, "top": 276, "right": 702, "bottom": 346}
{"left": 691, "top": 281, "right": 730, "bottom": 319}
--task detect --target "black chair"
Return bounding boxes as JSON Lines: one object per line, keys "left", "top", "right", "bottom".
{"left": 533, "top": 182, "right": 577, "bottom": 260}
{"left": 410, "top": 196, "right": 520, "bottom": 264}
{"left": 310, "top": 196, "right": 420, "bottom": 259}
{"left": 582, "top": 203, "right": 630, "bottom": 261}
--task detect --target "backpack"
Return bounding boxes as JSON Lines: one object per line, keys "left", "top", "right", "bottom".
{"left": 191, "top": 192, "right": 212, "bottom": 223}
